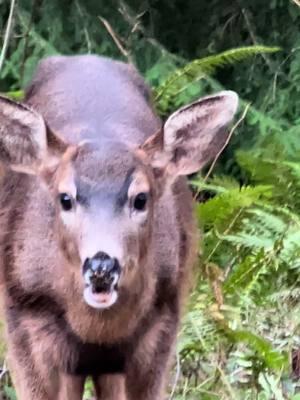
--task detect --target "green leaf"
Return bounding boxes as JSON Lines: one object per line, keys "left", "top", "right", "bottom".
{"left": 1, "top": 90, "right": 24, "bottom": 100}
{"left": 154, "top": 45, "right": 280, "bottom": 112}
{"left": 223, "top": 250, "right": 268, "bottom": 295}
{"left": 227, "top": 330, "right": 288, "bottom": 371}
{"left": 291, "top": 395, "right": 300, "bottom": 400}
{"left": 196, "top": 185, "right": 273, "bottom": 228}
{"left": 3, "top": 386, "right": 17, "bottom": 400}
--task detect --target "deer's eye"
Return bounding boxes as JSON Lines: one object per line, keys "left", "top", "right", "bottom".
{"left": 133, "top": 192, "right": 148, "bottom": 211}
{"left": 59, "top": 193, "right": 74, "bottom": 211}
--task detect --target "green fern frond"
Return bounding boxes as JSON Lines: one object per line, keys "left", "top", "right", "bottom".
{"left": 245, "top": 209, "right": 287, "bottom": 235}
{"left": 208, "top": 175, "right": 241, "bottom": 191}
{"left": 220, "top": 232, "right": 275, "bottom": 251}
{"left": 257, "top": 202, "right": 300, "bottom": 227}
{"left": 280, "top": 229, "right": 300, "bottom": 261}
{"left": 282, "top": 161, "right": 300, "bottom": 182}
{"left": 269, "top": 287, "right": 300, "bottom": 302}
{"left": 196, "top": 185, "right": 273, "bottom": 228}
{"left": 223, "top": 250, "right": 270, "bottom": 296}
{"left": 227, "top": 330, "right": 288, "bottom": 371}
{"left": 154, "top": 46, "right": 280, "bottom": 109}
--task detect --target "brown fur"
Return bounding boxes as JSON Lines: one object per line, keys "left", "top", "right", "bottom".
{"left": 0, "top": 55, "right": 238, "bottom": 399}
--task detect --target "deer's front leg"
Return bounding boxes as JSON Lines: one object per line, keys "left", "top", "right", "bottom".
{"left": 7, "top": 336, "right": 54, "bottom": 400}
{"left": 57, "top": 373, "right": 85, "bottom": 400}
{"left": 8, "top": 353, "right": 51, "bottom": 400}
{"left": 11, "top": 361, "right": 85, "bottom": 400}
{"left": 93, "top": 374, "right": 126, "bottom": 400}
{"left": 126, "top": 311, "right": 178, "bottom": 400}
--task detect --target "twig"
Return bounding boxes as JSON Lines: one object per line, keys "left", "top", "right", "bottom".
{"left": 118, "top": 1, "right": 184, "bottom": 65}
{"left": 291, "top": 0, "right": 300, "bottom": 6}
{"left": 203, "top": 102, "right": 250, "bottom": 183}
{"left": 240, "top": 6, "right": 272, "bottom": 70}
{"left": 20, "top": 0, "right": 40, "bottom": 84}
{"left": 169, "top": 349, "right": 181, "bottom": 399}
{"left": 0, "top": 361, "right": 8, "bottom": 380}
{"left": 0, "top": 0, "right": 16, "bottom": 74}
{"left": 272, "top": 46, "right": 300, "bottom": 102}
{"left": 216, "top": 364, "right": 236, "bottom": 399}
{"left": 205, "top": 208, "right": 244, "bottom": 264}
{"left": 118, "top": 1, "right": 145, "bottom": 36}
{"left": 75, "top": 0, "right": 92, "bottom": 53}
{"left": 192, "top": 102, "right": 249, "bottom": 201}
{"left": 220, "top": 13, "right": 238, "bottom": 37}
{"left": 98, "top": 16, "right": 132, "bottom": 63}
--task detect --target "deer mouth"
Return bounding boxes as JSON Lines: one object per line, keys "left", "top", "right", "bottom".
{"left": 83, "top": 267, "right": 120, "bottom": 309}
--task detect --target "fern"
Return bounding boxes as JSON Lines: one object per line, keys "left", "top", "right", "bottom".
{"left": 227, "top": 330, "right": 288, "bottom": 371}
{"left": 154, "top": 46, "right": 280, "bottom": 112}
{"left": 246, "top": 209, "right": 287, "bottom": 235}
{"left": 178, "top": 152, "right": 300, "bottom": 396}
{"left": 223, "top": 250, "right": 269, "bottom": 295}
{"left": 196, "top": 184, "right": 273, "bottom": 229}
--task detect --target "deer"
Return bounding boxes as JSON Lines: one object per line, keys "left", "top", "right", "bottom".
{"left": 0, "top": 54, "right": 238, "bottom": 399}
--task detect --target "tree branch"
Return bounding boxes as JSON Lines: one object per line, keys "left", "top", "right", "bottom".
{"left": 0, "top": 0, "right": 16, "bottom": 73}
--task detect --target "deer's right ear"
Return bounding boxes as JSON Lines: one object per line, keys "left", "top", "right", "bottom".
{"left": 0, "top": 96, "right": 68, "bottom": 175}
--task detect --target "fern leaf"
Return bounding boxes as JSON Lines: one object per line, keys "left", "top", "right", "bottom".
{"left": 196, "top": 185, "right": 273, "bottom": 228}
{"left": 227, "top": 329, "right": 288, "bottom": 371}
{"left": 154, "top": 46, "right": 280, "bottom": 107}
{"left": 280, "top": 229, "right": 300, "bottom": 261}
{"left": 220, "top": 232, "right": 274, "bottom": 250}
{"left": 223, "top": 250, "right": 269, "bottom": 295}
{"left": 246, "top": 209, "right": 287, "bottom": 235}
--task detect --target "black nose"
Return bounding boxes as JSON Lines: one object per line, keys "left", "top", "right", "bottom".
{"left": 83, "top": 252, "right": 120, "bottom": 276}
{"left": 83, "top": 252, "right": 121, "bottom": 293}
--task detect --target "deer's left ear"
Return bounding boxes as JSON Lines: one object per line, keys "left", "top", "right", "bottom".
{"left": 0, "top": 95, "right": 68, "bottom": 175}
{"left": 141, "top": 90, "right": 239, "bottom": 177}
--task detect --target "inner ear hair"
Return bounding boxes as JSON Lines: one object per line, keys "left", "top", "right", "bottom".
{"left": 46, "top": 125, "right": 69, "bottom": 155}
{"left": 39, "top": 144, "right": 78, "bottom": 188}
{"left": 138, "top": 129, "right": 173, "bottom": 171}
{"left": 140, "top": 128, "right": 163, "bottom": 157}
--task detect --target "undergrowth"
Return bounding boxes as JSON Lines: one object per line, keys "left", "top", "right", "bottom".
{"left": 1, "top": 1, "right": 300, "bottom": 399}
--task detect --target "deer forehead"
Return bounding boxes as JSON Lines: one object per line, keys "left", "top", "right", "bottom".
{"left": 55, "top": 144, "right": 152, "bottom": 202}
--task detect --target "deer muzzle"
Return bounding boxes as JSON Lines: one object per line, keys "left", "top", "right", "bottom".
{"left": 82, "top": 251, "right": 121, "bottom": 309}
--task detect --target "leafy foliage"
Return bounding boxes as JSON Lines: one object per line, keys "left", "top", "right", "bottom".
{"left": 154, "top": 46, "right": 280, "bottom": 115}
{"left": 175, "top": 148, "right": 300, "bottom": 398}
{"left": 1, "top": 1, "right": 300, "bottom": 399}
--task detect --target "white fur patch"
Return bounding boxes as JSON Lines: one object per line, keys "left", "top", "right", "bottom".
{"left": 60, "top": 209, "right": 76, "bottom": 226}
{"left": 83, "top": 286, "right": 118, "bottom": 309}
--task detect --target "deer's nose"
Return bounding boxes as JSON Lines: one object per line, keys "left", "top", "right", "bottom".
{"left": 82, "top": 252, "right": 121, "bottom": 293}
{"left": 83, "top": 251, "right": 120, "bottom": 274}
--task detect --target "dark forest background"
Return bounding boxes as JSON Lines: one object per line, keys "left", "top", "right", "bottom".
{"left": 1, "top": 1, "right": 300, "bottom": 399}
